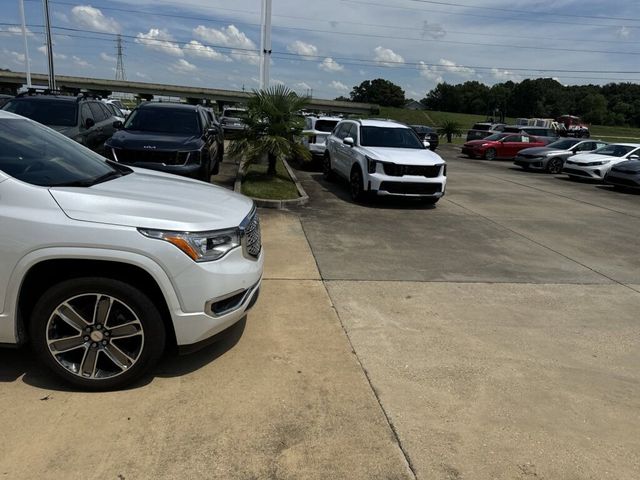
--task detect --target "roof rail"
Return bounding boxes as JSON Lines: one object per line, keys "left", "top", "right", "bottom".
{"left": 16, "top": 88, "right": 64, "bottom": 97}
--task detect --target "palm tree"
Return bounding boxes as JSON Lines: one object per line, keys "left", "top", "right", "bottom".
{"left": 439, "top": 120, "right": 463, "bottom": 143}
{"left": 228, "top": 85, "right": 311, "bottom": 175}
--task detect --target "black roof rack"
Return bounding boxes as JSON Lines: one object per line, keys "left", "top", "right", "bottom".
{"left": 16, "top": 88, "right": 65, "bottom": 98}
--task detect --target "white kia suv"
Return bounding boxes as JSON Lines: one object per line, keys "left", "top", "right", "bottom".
{"left": 324, "top": 119, "right": 446, "bottom": 204}
{"left": 0, "top": 111, "right": 263, "bottom": 390}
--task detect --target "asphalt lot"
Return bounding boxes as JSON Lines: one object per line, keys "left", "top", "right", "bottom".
{"left": 0, "top": 145, "right": 638, "bottom": 479}
{"left": 292, "top": 144, "right": 640, "bottom": 479}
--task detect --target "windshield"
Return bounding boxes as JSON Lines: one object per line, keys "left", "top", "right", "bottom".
{"left": 0, "top": 118, "right": 127, "bottom": 187}
{"left": 124, "top": 108, "right": 200, "bottom": 135}
{"left": 315, "top": 120, "right": 339, "bottom": 132}
{"left": 548, "top": 139, "right": 579, "bottom": 149}
{"left": 361, "top": 126, "right": 424, "bottom": 149}
{"left": 223, "top": 109, "right": 247, "bottom": 118}
{"left": 472, "top": 124, "right": 491, "bottom": 131}
{"left": 4, "top": 99, "right": 77, "bottom": 127}
{"left": 593, "top": 145, "right": 637, "bottom": 157}
{"left": 484, "top": 133, "right": 508, "bottom": 141}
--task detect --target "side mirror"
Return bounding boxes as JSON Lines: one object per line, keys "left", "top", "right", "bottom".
{"left": 84, "top": 118, "right": 95, "bottom": 129}
{"left": 629, "top": 154, "right": 640, "bottom": 161}
{"left": 423, "top": 140, "right": 430, "bottom": 148}
{"left": 113, "top": 120, "right": 123, "bottom": 129}
{"left": 343, "top": 137, "right": 354, "bottom": 147}
{"left": 207, "top": 126, "right": 219, "bottom": 135}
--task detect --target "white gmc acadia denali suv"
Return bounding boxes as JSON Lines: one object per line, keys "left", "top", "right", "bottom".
{"left": 0, "top": 111, "right": 263, "bottom": 390}
{"left": 324, "top": 119, "right": 447, "bottom": 204}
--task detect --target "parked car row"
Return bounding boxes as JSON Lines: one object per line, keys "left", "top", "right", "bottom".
{"left": 515, "top": 139, "right": 640, "bottom": 188}
{"left": 2, "top": 91, "right": 224, "bottom": 181}
{"left": 466, "top": 115, "right": 590, "bottom": 143}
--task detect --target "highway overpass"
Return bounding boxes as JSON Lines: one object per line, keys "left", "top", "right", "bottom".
{"left": 0, "top": 71, "right": 379, "bottom": 115}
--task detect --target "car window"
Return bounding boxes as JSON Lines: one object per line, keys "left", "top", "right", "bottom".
{"left": 347, "top": 123, "right": 358, "bottom": 142}
{"left": 88, "top": 102, "right": 107, "bottom": 122}
{"left": 548, "top": 139, "right": 578, "bottom": 150}
{"left": 0, "top": 118, "right": 120, "bottom": 186}
{"left": 484, "top": 133, "right": 508, "bottom": 141}
{"left": 80, "top": 104, "right": 92, "bottom": 124}
{"left": 3, "top": 99, "right": 77, "bottom": 127}
{"left": 521, "top": 136, "right": 531, "bottom": 143}
{"left": 98, "top": 103, "right": 113, "bottom": 119}
{"left": 335, "top": 123, "right": 351, "bottom": 140}
{"left": 124, "top": 108, "right": 200, "bottom": 135}
{"left": 503, "top": 135, "right": 520, "bottom": 143}
{"left": 360, "top": 126, "right": 423, "bottom": 149}
{"left": 596, "top": 142, "right": 608, "bottom": 149}
{"left": 472, "top": 123, "right": 491, "bottom": 131}
{"left": 315, "top": 120, "right": 339, "bottom": 132}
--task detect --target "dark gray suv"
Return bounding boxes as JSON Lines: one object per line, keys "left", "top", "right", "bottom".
{"left": 2, "top": 92, "right": 118, "bottom": 154}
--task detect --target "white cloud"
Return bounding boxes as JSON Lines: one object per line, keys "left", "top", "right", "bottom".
{"left": 100, "top": 52, "right": 116, "bottom": 62}
{"left": 287, "top": 40, "right": 318, "bottom": 57}
{"left": 37, "top": 45, "right": 67, "bottom": 60}
{"left": 330, "top": 80, "right": 349, "bottom": 93}
{"left": 72, "top": 55, "right": 90, "bottom": 67}
{"left": 417, "top": 61, "right": 443, "bottom": 84}
{"left": 54, "top": 11, "right": 69, "bottom": 23}
{"left": 491, "top": 68, "right": 521, "bottom": 82}
{"left": 185, "top": 40, "right": 230, "bottom": 61}
{"left": 296, "top": 81, "right": 312, "bottom": 91}
{"left": 135, "top": 72, "right": 149, "bottom": 79}
{"left": 0, "top": 26, "right": 34, "bottom": 37}
{"left": 319, "top": 57, "right": 344, "bottom": 72}
{"left": 71, "top": 6, "right": 119, "bottom": 33}
{"left": 438, "top": 58, "right": 475, "bottom": 77}
{"left": 136, "top": 28, "right": 183, "bottom": 57}
{"left": 374, "top": 46, "right": 404, "bottom": 66}
{"left": 170, "top": 58, "right": 197, "bottom": 74}
{"left": 193, "top": 24, "right": 258, "bottom": 64}
{"left": 2, "top": 49, "right": 25, "bottom": 65}
{"left": 617, "top": 26, "right": 631, "bottom": 38}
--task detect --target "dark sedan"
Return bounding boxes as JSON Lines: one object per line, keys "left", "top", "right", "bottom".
{"left": 105, "top": 102, "right": 224, "bottom": 181}
{"left": 409, "top": 125, "right": 439, "bottom": 151}
{"left": 604, "top": 159, "right": 640, "bottom": 189}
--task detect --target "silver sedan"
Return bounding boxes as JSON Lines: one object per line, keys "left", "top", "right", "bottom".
{"left": 514, "top": 138, "right": 608, "bottom": 174}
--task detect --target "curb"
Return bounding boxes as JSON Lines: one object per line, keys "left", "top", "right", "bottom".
{"left": 235, "top": 158, "right": 309, "bottom": 209}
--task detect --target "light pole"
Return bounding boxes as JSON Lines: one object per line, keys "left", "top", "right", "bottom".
{"left": 18, "top": 0, "right": 31, "bottom": 88}
{"left": 259, "top": 0, "right": 272, "bottom": 89}
{"left": 42, "top": 0, "right": 55, "bottom": 89}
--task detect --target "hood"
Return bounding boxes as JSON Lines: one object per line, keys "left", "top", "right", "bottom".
{"left": 611, "top": 160, "right": 640, "bottom": 173}
{"left": 570, "top": 153, "right": 619, "bottom": 164}
{"left": 518, "top": 147, "right": 569, "bottom": 156}
{"left": 49, "top": 125, "right": 77, "bottom": 137}
{"left": 362, "top": 147, "right": 444, "bottom": 166}
{"left": 49, "top": 169, "right": 254, "bottom": 231}
{"left": 107, "top": 129, "right": 202, "bottom": 151}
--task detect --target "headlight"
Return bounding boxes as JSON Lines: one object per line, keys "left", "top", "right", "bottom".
{"left": 139, "top": 228, "right": 240, "bottom": 261}
{"left": 366, "top": 155, "right": 378, "bottom": 174}
{"left": 585, "top": 161, "right": 607, "bottom": 166}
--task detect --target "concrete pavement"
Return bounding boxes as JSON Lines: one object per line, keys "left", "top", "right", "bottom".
{"left": 0, "top": 211, "right": 413, "bottom": 480}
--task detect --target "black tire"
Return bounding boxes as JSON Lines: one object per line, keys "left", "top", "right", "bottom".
{"left": 200, "top": 155, "right": 211, "bottom": 182}
{"left": 322, "top": 153, "right": 335, "bottom": 181}
{"left": 350, "top": 166, "right": 367, "bottom": 202}
{"left": 30, "top": 277, "right": 166, "bottom": 391}
{"left": 547, "top": 157, "right": 563, "bottom": 174}
{"left": 211, "top": 158, "right": 220, "bottom": 176}
{"left": 484, "top": 148, "right": 497, "bottom": 161}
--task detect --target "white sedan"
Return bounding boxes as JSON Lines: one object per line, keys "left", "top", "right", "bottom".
{"left": 562, "top": 143, "right": 640, "bottom": 180}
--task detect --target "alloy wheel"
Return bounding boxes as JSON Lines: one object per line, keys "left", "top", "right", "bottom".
{"left": 46, "top": 294, "right": 144, "bottom": 380}
{"left": 548, "top": 158, "right": 563, "bottom": 174}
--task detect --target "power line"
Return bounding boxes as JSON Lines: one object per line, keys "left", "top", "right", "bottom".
{"left": 5, "top": 23, "right": 640, "bottom": 76}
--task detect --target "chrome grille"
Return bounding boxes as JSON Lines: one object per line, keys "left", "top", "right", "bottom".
{"left": 242, "top": 211, "right": 261, "bottom": 259}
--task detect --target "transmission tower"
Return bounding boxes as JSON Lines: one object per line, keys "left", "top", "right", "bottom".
{"left": 115, "top": 34, "right": 126, "bottom": 81}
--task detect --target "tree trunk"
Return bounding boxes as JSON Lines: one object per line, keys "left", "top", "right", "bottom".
{"left": 447, "top": 132, "right": 453, "bottom": 143}
{"left": 267, "top": 152, "right": 277, "bottom": 175}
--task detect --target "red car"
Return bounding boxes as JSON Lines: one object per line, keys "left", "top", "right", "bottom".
{"left": 461, "top": 133, "right": 547, "bottom": 160}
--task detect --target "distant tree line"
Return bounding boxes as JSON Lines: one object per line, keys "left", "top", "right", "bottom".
{"left": 339, "top": 77, "right": 640, "bottom": 127}
{"left": 422, "top": 78, "right": 640, "bottom": 127}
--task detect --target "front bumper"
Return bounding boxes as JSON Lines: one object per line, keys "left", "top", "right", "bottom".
{"left": 514, "top": 156, "right": 547, "bottom": 170}
{"left": 170, "top": 245, "right": 264, "bottom": 347}
{"left": 604, "top": 172, "right": 640, "bottom": 188}
{"left": 563, "top": 163, "right": 610, "bottom": 180}
{"left": 367, "top": 171, "right": 446, "bottom": 197}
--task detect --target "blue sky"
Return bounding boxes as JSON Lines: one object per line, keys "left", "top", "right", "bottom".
{"left": 2, "top": 0, "right": 639, "bottom": 99}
